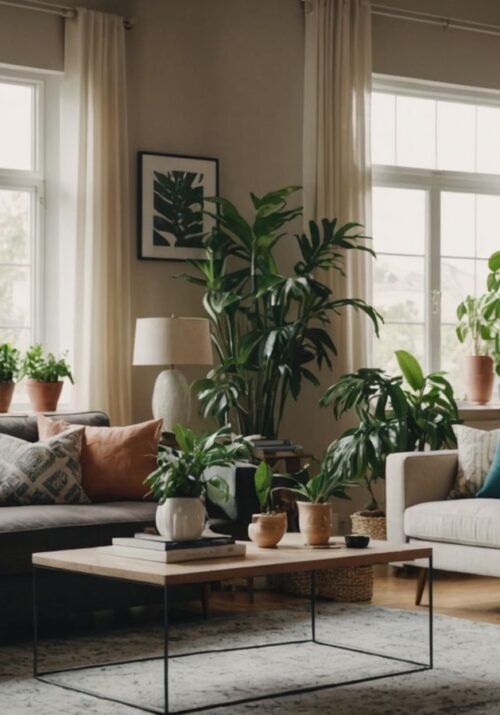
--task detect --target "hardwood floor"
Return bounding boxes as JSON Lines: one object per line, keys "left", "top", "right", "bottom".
{"left": 206, "top": 567, "right": 500, "bottom": 625}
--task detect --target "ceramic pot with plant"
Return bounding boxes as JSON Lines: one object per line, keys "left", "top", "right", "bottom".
{"left": 322, "top": 351, "right": 460, "bottom": 539}
{"left": 456, "top": 289, "right": 500, "bottom": 405}
{"left": 145, "top": 424, "right": 251, "bottom": 542}
{"left": 0, "top": 343, "right": 20, "bottom": 413}
{"left": 20, "top": 344, "right": 74, "bottom": 412}
{"left": 282, "top": 460, "right": 355, "bottom": 546}
{"left": 248, "top": 462, "right": 287, "bottom": 548}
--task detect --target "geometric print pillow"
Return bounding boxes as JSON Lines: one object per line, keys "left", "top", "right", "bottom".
{"left": 0, "top": 429, "right": 90, "bottom": 506}
{"left": 448, "top": 425, "right": 500, "bottom": 498}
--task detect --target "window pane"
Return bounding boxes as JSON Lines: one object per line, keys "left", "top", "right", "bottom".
{"left": 396, "top": 96, "right": 435, "bottom": 169}
{"left": 372, "top": 93, "right": 395, "bottom": 165}
{"left": 477, "top": 106, "right": 500, "bottom": 175}
{"left": 437, "top": 101, "right": 475, "bottom": 172}
{"left": 441, "top": 192, "right": 475, "bottom": 258}
{"left": 476, "top": 194, "right": 500, "bottom": 259}
{"left": 476, "top": 259, "right": 489, "bottom": 293}
{"left": 0, "top": 265, "right": 30, "bottom": 327}
{"left": 0, "top": 82, "right": 33, "bottom": 171}
{"left": 374, "top": 255, "right": 424, "bottom": 322}
{"left": 373, "top": 323, "right": 424, "bottom": 374}
{"left": 0, "top": 189, "right": 30, "bottom": 264}
{"left": 441, "top": 258, "right": 475, "bottom": 322}
{"left": 373, "top": 187, "right": 426, "bottom": 254}
{"left": 440, "top": 324, "right": 469, "bottom": 401}
{"left": 0, "top": 327, "right": 31, "bottom": 351}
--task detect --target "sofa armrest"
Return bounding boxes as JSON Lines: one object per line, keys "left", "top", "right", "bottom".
{"left": 386, "top": 450, "right": 458, "bottom": 544}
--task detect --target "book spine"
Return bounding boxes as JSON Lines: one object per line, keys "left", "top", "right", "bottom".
{"left": 100, "top": 544, "right": 246, "bottom": 563}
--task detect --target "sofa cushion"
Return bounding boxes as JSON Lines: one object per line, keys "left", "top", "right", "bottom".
{"left": 0, "top": 501, "right": 157, "bottom": 533}
{"left": 405, "top": 498, "right": 500, "bottom": 548}
{"left": 0, "top": 411, "right": 109, "bottom": 443}
{"left": 449, "top": 425, "right": 500, "bottom": 498}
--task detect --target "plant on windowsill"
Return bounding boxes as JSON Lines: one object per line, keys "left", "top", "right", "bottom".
{"left": 183, "top": 186, "right": 381, "bottom": 438}
{"left": 145, "top": 424, "right": 252, "bottom": 541}
{"left": 19, "top": 344, "right": 74, "bottom": 413}
{"left": 0, "top": 343, "right": 20, "bottom": 413}
{"left": 247, "top": 462, "right": 288, "bottom": 548}
{"left": 280, "top": 453, "right": 357, "bottom": 546}
{"left": 456, "top": 251, "right": 500, "bottom": 404}
{"left": 320, "top": 350, "right": 460, "bottom": 540}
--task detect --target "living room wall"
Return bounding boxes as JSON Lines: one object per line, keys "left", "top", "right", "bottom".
{"left": 1, "top": 0, "right": 500, "bottom": 523}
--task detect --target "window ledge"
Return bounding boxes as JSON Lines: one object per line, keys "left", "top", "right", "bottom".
{"left": 458, "top": 402, "right": 500, "bottom": 423}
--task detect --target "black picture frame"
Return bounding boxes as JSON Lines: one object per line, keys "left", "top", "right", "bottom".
{"left": 137, "top": 151, "right": 219, "bottom": 261}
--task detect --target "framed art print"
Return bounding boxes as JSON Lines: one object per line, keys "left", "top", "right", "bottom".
{"left": 138, "top": 152, "right": 218, "bottom": 261}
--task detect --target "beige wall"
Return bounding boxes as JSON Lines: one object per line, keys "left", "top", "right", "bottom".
{"left": 1, "top": 0, "right": 500, "bottom": 525}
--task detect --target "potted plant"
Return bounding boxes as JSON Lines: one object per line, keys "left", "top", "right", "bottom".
{"left": 20, "top": 344, "right": 74, "bottom": 412}
{"left": 184, "top": 186, "right": 381, "bottom": 437}
{"left": 0, "top": 343, "right": 20, "bottom": 413}
{"left": 145, "top": 424, "right": 252, "bottom": 541}
{"left": 248, "top": 462, "right": 287, "bottom": 548}
{"left": 321, "top": 351, "right": 460, "bottom": 539}
{"left": 281, "top": 455, "right": 356, "bottom": 546}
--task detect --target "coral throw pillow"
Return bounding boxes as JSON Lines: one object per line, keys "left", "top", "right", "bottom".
{"left": 37, "top": 415, "right": 162, "bottom": 503}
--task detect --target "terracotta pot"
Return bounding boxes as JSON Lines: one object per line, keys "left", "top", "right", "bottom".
{"left": 297, "top": 502, "right": 332, "bottom": 546}
{"left": 0, "top": 382, "right": 15, "bottom": 413}
{"left": 248, "top": 512, "right": 287, "bottom": 548}
{"left": 465, "top": 355, "right": 495, "bottom": 404}
{"left": 155, "top": 497, "right": 206, "bottom": 541}
{"left": 26, "top": 380, "right": 64, "bottom": 412}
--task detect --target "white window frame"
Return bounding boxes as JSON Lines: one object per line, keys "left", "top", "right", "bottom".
{"left": 373, "top": 74, "right": 500, "bottom": 374}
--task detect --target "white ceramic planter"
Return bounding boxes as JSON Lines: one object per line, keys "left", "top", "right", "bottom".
{"left": 155, "top": 497, "right": 206, "bottom": 541}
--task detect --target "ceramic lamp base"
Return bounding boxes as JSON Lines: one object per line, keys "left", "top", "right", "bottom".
{"left": 152, "top": 368, "right": 190, "bottom": 432}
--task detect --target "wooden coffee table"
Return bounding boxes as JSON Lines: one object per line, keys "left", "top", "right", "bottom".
{"left": 32, "top": 535, "right": 433, "bottom": 714}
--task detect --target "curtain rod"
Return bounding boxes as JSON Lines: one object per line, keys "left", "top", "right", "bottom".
{"left": 0, "top": 0, "right": 134, "bottom": 29}
{"left": 301, "top": 1, "right": 500, "bottom": 38}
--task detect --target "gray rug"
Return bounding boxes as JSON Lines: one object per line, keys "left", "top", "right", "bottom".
{"left": 1, "top": 603, "right": 500, "bottom": 714}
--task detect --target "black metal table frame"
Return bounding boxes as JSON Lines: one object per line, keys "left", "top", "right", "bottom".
{"left": 33, "top": 555, "right": 433, "bottom": 715}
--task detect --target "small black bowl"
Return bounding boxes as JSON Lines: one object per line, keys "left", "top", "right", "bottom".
{"left": 344, "top": 534, "right": 370, "bottom": 548}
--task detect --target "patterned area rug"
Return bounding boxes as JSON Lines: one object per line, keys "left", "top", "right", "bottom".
{"left": 1, "top": 603, "right": 500, "bottom": 714}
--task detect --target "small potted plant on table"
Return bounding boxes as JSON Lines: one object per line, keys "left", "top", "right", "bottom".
{"left": 0, "top": 343, "right": 20, "bottom": 412}
{"left": 248, "top": 462, "right": 287, "bottom": 548}
{"left": 20, "top": 344, "right": 74, "bottom": 412}
{"left": 146, "top": 424, "right": 251, "bottom": 541}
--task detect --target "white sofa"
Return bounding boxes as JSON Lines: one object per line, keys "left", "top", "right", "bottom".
{"left": 386, "top": 450, "right": 500, "bottom": 600}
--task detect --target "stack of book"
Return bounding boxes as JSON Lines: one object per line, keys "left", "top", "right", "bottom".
{"left": 250, "top": 438, "right": 303, "bottom": 455}
{"left": 98, "top": 533, "right": 246, "bottom": 563}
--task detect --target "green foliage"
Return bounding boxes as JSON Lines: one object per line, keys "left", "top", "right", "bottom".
{"left": 0, "top": 343, "right": 20, "bottom": 383}
{"left": 254, "top": 461, "right": 276, "bottom": 513}
{"left": 456, "top": 251, "right": 500, "bottom": 376}
{"left": 153, "top": 170, "right": 203, "bottom": 248}
{"left": 280, "top": 450, "right": 357, "bottom": 504}
{"left": 321, "top": 351, "right": 460, "bottom": 512}
{"left": 184, "top": 186, "right": 382, "bottom": 437}
{"left": 20, "top": 344, "right": 74, "bottom": 383}
{"left": 145, "top": 424, "right": 253, "bottom": 504}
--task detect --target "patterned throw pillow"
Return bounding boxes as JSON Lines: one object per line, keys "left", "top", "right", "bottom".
{"left": 0, "top": 429, "right": 89, "bottom": 506}
{"left": 449, "top": 425, "right": 500, "bottom": 498}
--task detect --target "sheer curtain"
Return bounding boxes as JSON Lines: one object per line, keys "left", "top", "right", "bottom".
{"left": 62, "top": 8, "right": 132, "bottom": 424}
{"left": 303, "top": 0, "right": 373, "bottom": 375}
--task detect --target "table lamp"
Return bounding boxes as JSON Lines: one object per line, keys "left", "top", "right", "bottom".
{"left": 133, "top": 317, "right": 213, "bottom": 432}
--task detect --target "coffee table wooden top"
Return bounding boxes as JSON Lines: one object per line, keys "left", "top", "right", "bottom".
{"left": 32, "top": 534, "right": 431, "bottom": 587}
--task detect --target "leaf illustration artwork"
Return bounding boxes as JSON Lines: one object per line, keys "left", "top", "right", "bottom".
{"left": 153, "top": 170, "right": 204, "bottom": 248}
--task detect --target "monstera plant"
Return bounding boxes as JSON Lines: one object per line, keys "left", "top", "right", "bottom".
{"left": 183, "top": 186, "right": 381, "bottom": 437}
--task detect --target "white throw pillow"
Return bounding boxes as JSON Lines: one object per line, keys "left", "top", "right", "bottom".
{"left": 0, "top": 429, "right": 89, "bottom": 506}
{"left": 449, "top": 425, "right": 500, "bottom": 498}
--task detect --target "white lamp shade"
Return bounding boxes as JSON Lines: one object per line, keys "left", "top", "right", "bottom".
{"left": 133, "top": 317, "right": 213, "bottom": 367}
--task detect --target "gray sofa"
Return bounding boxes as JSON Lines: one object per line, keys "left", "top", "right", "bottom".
{"left": 0, "top": 411, "right": 160, "bottom": 631}
{"left": 386, "top": 450, "right": 500, "bottom": 601}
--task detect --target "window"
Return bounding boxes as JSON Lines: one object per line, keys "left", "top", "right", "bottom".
{"left": 371, "top": 77, "right": 500, "bottom": 399}
{"left": 0, "top": 76, "right": 41, "bottom": 351}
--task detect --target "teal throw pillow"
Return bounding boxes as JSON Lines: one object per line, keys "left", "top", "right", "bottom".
{"left": 476, "top": 436, "right": 500, "bottom": 498}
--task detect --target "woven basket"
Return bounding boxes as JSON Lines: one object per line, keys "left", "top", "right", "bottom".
{"left": 268, "top": 565, "right": 373, "bottom": 602}
{"left": 351, "top": 512, "right": 387, "bottom": 540}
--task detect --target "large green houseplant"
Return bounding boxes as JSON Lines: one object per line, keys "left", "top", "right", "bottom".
{"left": 184, "top": 186, "right": 381, "bottom": 438}
{"left": 321, "top": 351, "right": 460, "bottom": 535}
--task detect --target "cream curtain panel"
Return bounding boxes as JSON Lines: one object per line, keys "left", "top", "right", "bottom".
{"left": 303, "top": 0, "right": 373, "bottom": 375}
{"left": 62, "top": 8, "right": 132, "bottom": 424}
